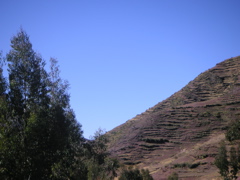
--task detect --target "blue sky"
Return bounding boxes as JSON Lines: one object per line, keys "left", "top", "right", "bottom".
{"left": 1, "top": 0, "right": 240, "bottom": 138}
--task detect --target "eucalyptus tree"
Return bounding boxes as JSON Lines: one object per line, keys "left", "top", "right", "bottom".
{"left": 215, "top": 142, "right": 230, "bottom": 180}
{"left": 0, "top": 51, "right": 9, "bottom": 179}
{"left": 0, "top": 29, "right": 84, "bottom": 179}
{"left": 2, "top": 28, "right": 51, "bottom": 179}
{"left": 48, "top": 57, "right": 85, "bottom": 179}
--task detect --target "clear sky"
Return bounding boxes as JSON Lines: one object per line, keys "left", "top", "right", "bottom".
{"left": 1, "top": 0, "right": 240, "bottom": 138}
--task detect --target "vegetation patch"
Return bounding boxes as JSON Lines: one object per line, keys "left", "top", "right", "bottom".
{"left": 143, "top": 138, "right": 169, "bottom": 144}
{"left": 172, "top": 162, "right": 201, "bottom": 169}
{"left": 139, "top": 144, "right": 160, "bottom": 149}
{"left": 119, "top": 167, "right": 153, "bottom": 180}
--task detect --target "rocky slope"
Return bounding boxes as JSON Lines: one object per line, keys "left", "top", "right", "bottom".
{"left": 108, "top": 56, "right": 240, "bottom": 179}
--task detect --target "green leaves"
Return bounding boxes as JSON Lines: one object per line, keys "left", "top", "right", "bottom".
{"left": 226, "top": 120, "right": 240, "bottom": 142}
{"left": 1, "top": 28, "right": 126, "bottom": 180}
{"left": 0, "top": 28, "right": 84, "bottom": 179}
{"left": 49, "top": 57, "right": 70, "bottom": 108}
{"left": 214, "top": 142, "right": 229, "bottom": 179}
{"left": 229, "top": 146, "right": 238, "bottom": 179}
{"left": 119, "top": 167, "right": 153, "bottom": 180}
{"left": 214, "top": 142, "right": 240, "bottom": 180}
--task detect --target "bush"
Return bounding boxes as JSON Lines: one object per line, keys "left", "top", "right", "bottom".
{"left": 119, "top": 167, "right": 153, "bottom": 180}
{"left": 226, "top": 120, "right": 240, "bottom": 142}
{"left": 168, "top": 172, "right": 179, "bottom": 180}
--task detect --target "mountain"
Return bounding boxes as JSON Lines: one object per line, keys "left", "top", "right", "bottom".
{"left": 107, "top": 56, "right": 240, "bottom": 179}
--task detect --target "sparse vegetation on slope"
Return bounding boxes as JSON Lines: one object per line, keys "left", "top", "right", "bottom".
{"left": 214, "top": 119, "right": 240, "bottom": 180}
{"left": 108, "top": 56, "right": 240, "bottom": 179}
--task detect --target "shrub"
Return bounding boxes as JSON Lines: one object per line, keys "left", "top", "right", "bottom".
{"left": 119, "top": 167, "right": 153, "bottom": 180}
{"left": 214, "top": 142, "right": 229, "bottom": 179}
{"left": 226, "top": 120, "right": 240, "bottom": 142}
{"left": 168, "top": 172, "right": 179, "bottom": 180}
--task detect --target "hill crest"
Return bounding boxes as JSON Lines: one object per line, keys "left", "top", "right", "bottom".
{"left": 108, "top": 56, "right": 240, "bottom": 179}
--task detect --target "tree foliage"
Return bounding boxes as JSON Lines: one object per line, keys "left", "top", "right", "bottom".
{"left": 215, "top": 118, "right": 240, "bottom": 179}
{"left": 214, "top": 116, "right": 240, "bottom": 180}
{"left": 214, "top": 142, "right": 229, "bottom": 179}
{"left": 226, "top": 120, "right": 240, "bottom": 142}
{"left": 229, "top": 146, "right": 238, "bottom": 179}
{"left": 214, "top": 141, "right": 240, "bottom": 180}
{"left": 119, "top": 167, "right": 153, "bottom": 180}
{"left": 0, "top": 29, "right": 86, "bottom": 179}
{"left": 0, "top": 28, "right": 129, "bottom": 180}
{"left": 84, "top": 129, "right": 120, "bottom": 180}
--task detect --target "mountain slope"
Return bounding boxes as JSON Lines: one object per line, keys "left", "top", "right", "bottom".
{"left": 108, "top": 56, "right": 240, "bottom": 179}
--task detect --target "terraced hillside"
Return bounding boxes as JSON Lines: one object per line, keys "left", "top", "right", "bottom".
{"left": 108, "top": 56, "right": 240, "bottom": 179}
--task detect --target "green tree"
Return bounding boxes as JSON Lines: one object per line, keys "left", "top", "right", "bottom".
{"left": 229, "top": 147, "right": 238, "bottom": 179}
{"left": 7, "top": 29, "right": 49, "bottom": 114}
{"left": 0, "top": 51, "right": 11, "bottom": 179}
{"left": 119, "top": 167, "right": 153, "bottom": 180}
{"left": 90, "top": 128, "right": 109, "bottom": 165}
{"left": 215, "top": 142, "right": 230, "bottom": 180}
{"left": 1, "top": 28, "right": 121, "bottom": 180}
{"left": 0, "top": 51, "right": 7, "bottom": 96}
{"left": 4, "top": 28, "right": 50, "bottom": 179}
{"left": 0, "top": 29, "right": 85, "bottom": 179}
{"left": 104, "top": 157, "right": 120, "bottom": 180}
{"left": 237, "top": 144, "right": 240, "bottom": 169}
{"left": 226, "top": 120, "right": 240, "bottom": 142}
{"left": 85, "top": 129, "right": 119, "bottom": 180}
{"left": 141, "top": 169, "right": 154, "bottom": 180}
{"left": 49, "top": 57, "right": 69, "bottom": 108}
{"left": 119, "top": 167, "right": 143, "bottom": 180}
{"left": 47, "top": 57, "right": 85, "bottom": 179}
